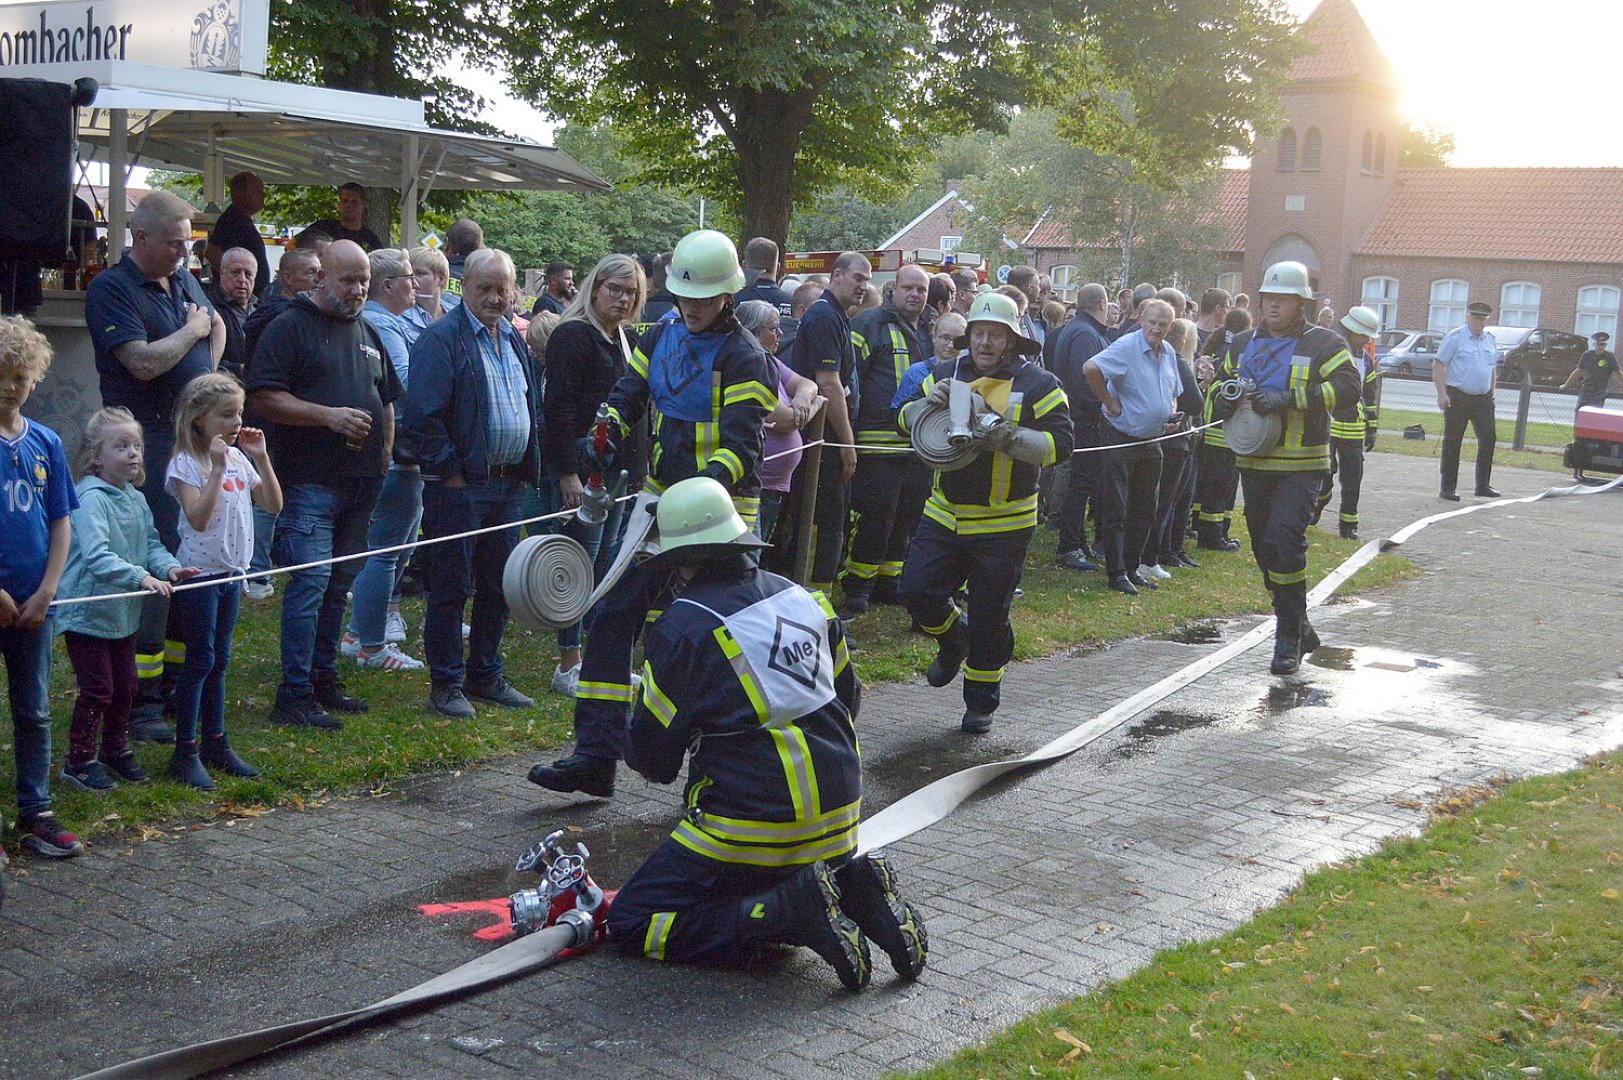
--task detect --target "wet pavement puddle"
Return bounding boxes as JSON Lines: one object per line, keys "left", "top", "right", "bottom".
{"left": 1155, "top": 619, "right": 1237, "bottom": 645}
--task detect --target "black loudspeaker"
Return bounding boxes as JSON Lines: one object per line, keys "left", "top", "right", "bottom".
{"left": 0, "top": 78, "right": 76, "bottom": 260}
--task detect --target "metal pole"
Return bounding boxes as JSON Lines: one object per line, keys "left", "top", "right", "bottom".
{"left": 108, "top": 109, "right": 127, "bottom": 262}
{"left": 790, "top": 404, "right": 827, "bottom": 587}
{"left": 1513, "top": 371, "right": 1533, "bottom": 450}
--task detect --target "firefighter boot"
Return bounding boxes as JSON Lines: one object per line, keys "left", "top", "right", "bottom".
{"left": 1269, "top": 583, "right": 1306, "bottom": 676}
{"left": 739, "top": 861, "right": 871, "bottom": 990}
{"left": 835, "top": 851, "right": 928, "bottom": 980}
{"left": 838, "top": 579, "right": 873, "bottom": 620}
{"left": 925, "top": 617, "right": 969, "bottom": 688}
{"left": 528, "top": 753, "right": 616, "bottom": 798}
{"left": 1300, "top": 613, "right": 1321, "bottom": 655}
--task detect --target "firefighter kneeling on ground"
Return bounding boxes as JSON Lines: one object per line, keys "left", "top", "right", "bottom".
{"left": 605, "top": 476, "right": 928, "bottom": 991}
{"left": 896, "top": 292, "right": 1073, "bottom": 734}
{"left": 1213, "top": 260, "right": 1360, "bottom": 676}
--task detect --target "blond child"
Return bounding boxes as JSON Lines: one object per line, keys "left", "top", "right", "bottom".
{"left": 0, "top": 317, "right": 81, "bottom": 856}
{"left": 55, "top": 407, "right": 196, "bottom": 795}
{"left": 165, "top": 374, "right": 281, "bottom": 788}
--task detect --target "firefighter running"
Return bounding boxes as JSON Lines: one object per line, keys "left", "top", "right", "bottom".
{"left": 896, "top": 292, "right": 1073, "bottom": 733}
{"left": 1314, "top": 304, "right": 1383, "bottom": 540}
{"left": 1215, "top": 261, "right": 1360, "bottom": 676}
{"left": 527, "top": 230, "right": 779, "bottom": 799}
{"left": 603, "top": 476, "right": 928, "bottom": 990}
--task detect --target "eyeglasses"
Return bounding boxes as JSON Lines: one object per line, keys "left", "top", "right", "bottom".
{"left": 599, "top": 283, "right": 638, "bottom": 302}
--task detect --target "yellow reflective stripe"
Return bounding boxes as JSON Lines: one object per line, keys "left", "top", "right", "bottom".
{"left": 578, "top": 681, "right": 635, "bottom": 703}
{"left": 1030, "top": 385, "right": 1066, "bottom": 418}
{"left": 833, "top": 634, "right": 851, "bottom": 676}
{"left": 878, "top": 560, "right": 903, "bottom": 576}
{"left": 845, "top": 560, "right": 880, "bottom": 580}
{"left": 644, "top": 911, "right": 676, "bottom": 960}
{"left": 852, "top": 330, "right": 870, "bottom": 356}
{"left": 672, "top": 820, "right": 857, "bottom": 867}
{"left": 629, "top": 348, "right": 650, "bottom": 378}
{"left": 712, "top": 625, "right": 769, "bottom": 722}
{"left": 164, "top": 640, "right": 186, "bottom": 664}
{"left": 923, "top": 492, "right": 1038, "bottom": 534}
{"left": 1267, "top": 567, "right": 1309, "bottom": 586}
{"left": 855, "top": 430, "right": 909, "bottom": 445}
{"left": 722, "top": 380, "right": 778, "bottom": 410}
{"left": 812, "top": 591, "right": 837, "bottom": 620}
{"left": 641, "top": 663, "right": 677, "bottom": 728}
{"left": 711, "top": 447, "right": 744, "bottom": 484}
{"left": 694, "top": 798, "right": 859, "bottom": 843}
{"left": 135, "top": 652, "right": 165, "bottom": 678}
{"left": 918, "top": 606, "right": 960, "bottom": 636}
{"left": 963, "top": 663, "right": 1006, "bottom": 683}
{"left": 769, "top": 723, "right": 819, "bottom": 820}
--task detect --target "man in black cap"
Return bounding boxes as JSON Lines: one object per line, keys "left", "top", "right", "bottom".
{"left": 1559, "top": 331, "right": 1617, "bottom": 417}
{"left": 1433, "top": 300, "right": 1500, "bottom": 500}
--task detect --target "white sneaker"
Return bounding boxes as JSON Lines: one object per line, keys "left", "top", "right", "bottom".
{"left": 243, "top": 579, "right": 274, "bottom": 601}
{"left": 462, "top": 622, "right": 471, "bottom": 640}
{"left": 551, "top": 664, "right": 580, "bottom": 696}
{"left": 385, "top": 610, "right": 408, "bottom": 643}
{"left": 1139, "top": 562, "right": 1172, "bottom": 581}
{"left": 340, "top": 630, "right": 362, "bottom": 657}
{"left": 355, "top": 642, "right": 426, "bottom": 671}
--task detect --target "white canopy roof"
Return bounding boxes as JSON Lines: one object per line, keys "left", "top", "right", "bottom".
{"left": 6, "top": 59, "right": 609, "bottom": 193}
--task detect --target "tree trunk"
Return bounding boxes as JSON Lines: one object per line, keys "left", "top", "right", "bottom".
{"left": 315, "top": 0, "right": 399, "bottom": 243}
{"left": 731, "top": 88, "right": 817, "bottom": 250}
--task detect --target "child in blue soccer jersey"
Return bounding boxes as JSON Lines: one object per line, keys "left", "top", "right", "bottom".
{"left": 0, "top": 316, "right": 81, "bottom": 858}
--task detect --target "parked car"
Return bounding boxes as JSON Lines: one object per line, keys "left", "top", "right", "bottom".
{"left": 1376, "top": 330, "right": 1443, "bottom": 376}
{"left": 1488, "top": 326, "right": 1587, "bottom": 386}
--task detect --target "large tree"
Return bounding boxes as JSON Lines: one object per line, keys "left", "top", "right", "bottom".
{"left": 503, "top": 0, "right": 1301, "bottom": 248}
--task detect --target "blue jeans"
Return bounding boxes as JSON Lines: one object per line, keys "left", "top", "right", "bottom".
{"left": 171, "top": 575, "right": 242, "bottom": 743}
{"left": 518, "top": 481, "right": 559, "bottom": 538}
{"left": 3, "top": 620, "right": 55, "bottom": 819}
{"left": 273, "top": 478, "right": 381, "bottom": 702}
{"left": 420, "top": 475, "right": 524, "bottom": 692}
{"left": 551, "top": 475, "right": 627, "bottom": 652}
{"left": 250, "top": 504, "right": 278, "bottom": 577}
{"left": 347, "top": 465, "right": 424, "bottom": 648}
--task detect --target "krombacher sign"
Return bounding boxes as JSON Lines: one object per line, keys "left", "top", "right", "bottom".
{"left": 0, "top": 0, "right": 268, "bottom": 74}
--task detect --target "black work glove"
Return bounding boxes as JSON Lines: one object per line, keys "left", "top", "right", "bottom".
{"left": 1250, "top": 389, "right": 1295, "bottom": 415}
{"left": 1364, "top": 428, "right": 1377, "bottom": 452}
{"left": 575, "top": 431, "right": 618, "bottom": 475}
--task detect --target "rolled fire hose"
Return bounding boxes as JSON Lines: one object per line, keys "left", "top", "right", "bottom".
{"left": 79, "top": 472, "right": 1623, "bottom": 1079}
{"left": 502, "top": 491, "right": 663, "bottom": 631}
{"left": 1221, "top": 399, "right": 1283, "bottom": 456}
{"left": 911, "top": 386, "right": 988, "bottom": 472}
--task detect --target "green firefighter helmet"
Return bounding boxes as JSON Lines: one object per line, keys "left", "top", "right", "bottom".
{"left": 667, "top": 229, "right": 747, "bottom": 299}
{"left": 654, "top": 476, "right": 769, "bottom": 561}
{"left": 1258, "top": 260, "right": 1314, "bottom": 299}
{"left": 957, "top": 291, "right": 1042, "bottom": 356}
{"left": 1340, "top": 305, "right": 1381, "bottom": 338}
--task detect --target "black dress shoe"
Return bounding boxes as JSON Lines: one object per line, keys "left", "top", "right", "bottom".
{"left": 1168, "top": 552, "right": 1200, "bottom": 569}
{"left": 528, "top": 753, "right": 616, "bottom": 798}
{"left": 1126, "top": 571, "right": 1158, "bottom": 591}
{"left": 314, "top": 679, "right": 368, "bottom": 714}
{"left": 1439, "top": 490, "right": 1461, "bottom": 502}
{"left": 1107, "top": 573, "right": 1138, "bottom": 596}
{"left": 1475, "top": 486, "right": 1501, "bottom": 498}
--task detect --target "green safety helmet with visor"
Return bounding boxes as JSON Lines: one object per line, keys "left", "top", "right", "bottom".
{"left": 667, "top": 229, "right": 747, "bottom": 299}
{"left": 956, "top": 291, "right": 1042, "bottom": 356}
{"left": 652, "top": 476, "right": 770, "bottom": 564}
{"left": 1258, "top": 260, "right": 1314, "bottom": 300}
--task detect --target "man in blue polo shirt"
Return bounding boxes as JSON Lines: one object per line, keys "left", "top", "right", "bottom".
{"left": 1433, "top": 300, "right": 1499, "bottom": 500}
{"left": 1084, "top": 297, "right": 1181, "bottom": 595}
{"left": 85, "top": 189, "right": 225, "bottom": 742}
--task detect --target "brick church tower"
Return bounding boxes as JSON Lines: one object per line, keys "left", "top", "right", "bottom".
{"left": 1242, "top": 0, "right": 1401, "bottom": 310}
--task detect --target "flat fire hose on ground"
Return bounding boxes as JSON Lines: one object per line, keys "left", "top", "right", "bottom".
{"left": 75, "top": 473, "right": 1621, "bottom": 1080}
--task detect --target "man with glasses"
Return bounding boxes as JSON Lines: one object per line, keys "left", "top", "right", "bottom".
{"left": 85, "top": 189, "right": 226, "bottom": 742}
{"left": 1433, "top": 300, "right": 1500, "bottom": 500}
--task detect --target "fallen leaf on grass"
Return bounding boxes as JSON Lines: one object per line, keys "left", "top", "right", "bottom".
{"left": 1601, "top": 888, "right": 1619, "bottom": 900}
{"left": 1053, "top": 1029, "right": 1091, "bottom": 1063}
{"left": 1278, "top": 1002, "right": 1296, "bottom": 1015}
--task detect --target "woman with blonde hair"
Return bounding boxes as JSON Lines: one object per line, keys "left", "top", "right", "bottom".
{"left": 541, "top": 253, "right": 648, "bottom": 695}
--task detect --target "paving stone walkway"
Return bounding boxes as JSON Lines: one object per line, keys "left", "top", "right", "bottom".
{"left": 3, "top": 453, "right": 1619, "bottom": 1079}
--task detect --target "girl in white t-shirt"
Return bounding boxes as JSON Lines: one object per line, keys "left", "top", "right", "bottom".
{"left": 165, "top": 374, "right": 283, "bottom": 789}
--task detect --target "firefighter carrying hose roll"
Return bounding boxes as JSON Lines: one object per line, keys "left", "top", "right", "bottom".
{"left": 527, "top": 230, "right": 779, "bottom": 799}
{"left": 896, "top": 292, "right": 1072, "bottom": 734}
{"left": 603, "top": 476, "right": 928, "bottom": 990}
{"left": 1214, "top": 260, "right": 1360, "bottom": 676}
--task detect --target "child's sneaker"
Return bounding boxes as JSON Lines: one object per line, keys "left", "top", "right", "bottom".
{"left": 19, "top": 813, "right": 83, "bottom": 858}
{"left": 242, "top": 578, "right": 274, "bottom": 601}
{"left": 60, "top": 760, "right": 118, "bottom": 792}
{"left": 339, "top": 630, "right": 362, "bottom": 657}
{"left": 355, "top": 642, "right": 426, "bottom": 671}
{"left": 99, "top": 750, "right": 150, "bottom": 784}
{"left": 385, "top": 610, "right": 408, "bottom": 643}
{"left": 551, "top": 664, "right": 580, "bottom": 696}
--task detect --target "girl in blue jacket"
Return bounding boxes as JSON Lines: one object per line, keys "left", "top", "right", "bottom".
{"left": 55, "top": 408, "right": 196, "bottom": 791}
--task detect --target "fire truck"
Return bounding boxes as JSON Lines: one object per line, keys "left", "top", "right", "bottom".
{"left": 782, "top": 247, "right": 988, "bottom": 287}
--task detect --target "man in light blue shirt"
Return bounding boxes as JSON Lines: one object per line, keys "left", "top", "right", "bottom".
{"left": 1433, "top": 300, "right": 1500, "bottom": 499}
{"left": 1084, "top": 298, "right": 1182, "bottom": 594}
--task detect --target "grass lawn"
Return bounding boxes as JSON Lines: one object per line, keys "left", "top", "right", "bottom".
{"left": 1375, "top": 411, "right": 1570, "bottom": 475}
{"left": 1, "top": 519, "right": 1413, "bottom": 848}
{"left": 905, "top": 750, "right": 1623, "bottom": 1080}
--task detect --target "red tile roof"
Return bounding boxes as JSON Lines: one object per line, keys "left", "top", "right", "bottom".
{"left": 1290, "top": 0, "right": 1398, "bottom": 88}
{"left": 1021, "top": 170, "right": 1249, "bottom": 253}
{"left": 1358, "top": 168, "right": 1623, "bottom": 264}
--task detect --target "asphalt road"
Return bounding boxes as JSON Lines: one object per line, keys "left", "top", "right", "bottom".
{"left": 1377, "top": 374, "right": 1594, "bottom": 427}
